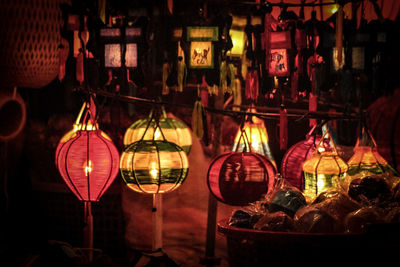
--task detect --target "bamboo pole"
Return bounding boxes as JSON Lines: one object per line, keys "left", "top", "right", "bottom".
{"left": 152, "top": 193, "right": 163, "bottom": 252}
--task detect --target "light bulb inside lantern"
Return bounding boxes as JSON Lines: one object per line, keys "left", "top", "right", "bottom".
{"left": 317, "top": 147, "right": 326, "bottom": 153}
{"left": 154, "top": 127, "right": 162, "bottom": 140}
{"left": 84, "top": 160, "right": 93, "bottom": 176}
{"left": 149, "top": 161, "right": 159, "bottom": 179}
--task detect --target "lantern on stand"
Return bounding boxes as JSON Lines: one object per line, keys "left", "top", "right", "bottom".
{"left": 232, "top": 110, "right": 276, "bottom": 167}
{"left": 55, "top": 98, "right": 120, "bottom": 261}
{"left": 281, "top": 125, "right": 327, "bottom": 191}
{"left": 120, "top": 109, "right": 189, "bottom": 253}
{"left": 208, "top": 125, "right": 277, "bottom": 206}
{"left": 123, "top": 107, "right": 192, "bottom": 155}
{"left": 302, "top": 130, "right": 348, "bottom": 202}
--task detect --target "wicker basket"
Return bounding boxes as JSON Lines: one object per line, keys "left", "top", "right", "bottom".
{"left": 218, "top": 219, "right": 400, "bottom": 266}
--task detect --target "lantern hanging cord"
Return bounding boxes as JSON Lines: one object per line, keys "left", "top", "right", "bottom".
{"left": 84, "top": 87, "right": 362, "bottom": 122}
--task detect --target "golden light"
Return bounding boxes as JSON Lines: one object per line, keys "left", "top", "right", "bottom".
{"left": 229, "top": 29, "right": 245, "bottom": 57}
{"left": 84, "top": 160, "right": 93, "bottom": 176}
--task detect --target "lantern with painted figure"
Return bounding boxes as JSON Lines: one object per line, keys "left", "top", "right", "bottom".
{"left": 209, "top": 124, "right": 277, "bottom": 206}
{"left": 123, "top": 107, "right": 192, "bottom": 155}
{"left": 302, "top": 130, "right": 348, "bottom": 202}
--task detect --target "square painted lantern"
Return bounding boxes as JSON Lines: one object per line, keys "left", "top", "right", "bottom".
{"left": 186, "top": 26, "right": 218, "bottom": 69}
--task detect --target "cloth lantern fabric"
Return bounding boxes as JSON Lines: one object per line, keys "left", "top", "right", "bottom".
{"left": 207, "top": 151, "right": 276, "bottom": 206}
{"left": 302, "top": 130, "right": 348, "bottom": 202}
{"left": 281, "top": 129, "right": 322, "bottom": 191}
{"left": 210, "top": 126, "right": 277, "bottom": 206}
{"left": 124, "top": 109, "right": 192, "bottom": 155}
{"left": 347, "top": 127, "right": 399, "bottom": 177}
{"left": 120, "top": 111, "right": 189, "bottom": 194}
{"left": 55, "top": 101, "right": 120, "bottom": 202}
{"left": 232, "top": 111, "right": 275, "bottom": 167}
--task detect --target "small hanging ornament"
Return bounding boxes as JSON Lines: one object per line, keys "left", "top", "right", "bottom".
{"left": 177, "top": 56, "right": 187, "bottom": 92}
{"left": 208, "top": 126, "right": 277, "bottom": 206}
{"left": 124, "top": 107, "right": 192, "bottom": 155}
{"left": 302, "top": 129, "right": 348, "bottom": 202}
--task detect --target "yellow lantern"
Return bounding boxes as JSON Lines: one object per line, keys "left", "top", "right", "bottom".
{"left": 232, "top": 109, "right": 275, "bottom": 167}
{"left": 302, "top": 130, "right": 348, "bottom": 202}
{"left": 347, "top": 127, "right": 399, "bottom": 177}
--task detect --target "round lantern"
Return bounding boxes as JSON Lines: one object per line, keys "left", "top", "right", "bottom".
{"left": 55, "top": 101, "right": 120, "bottom": 202}
{"left": 302, "top": 130, "right": 348, "bottom": 202}
{"left": 124, "top": 109, "right": 192, "bottom": 155}
{"left": 120, "top": 115, "right": 189, "bottom": 194}
{"left": 347, "top": 127, "right": 399, "bottom": 177}
{"left": 231, "top": 113, "right": 275, "bottom": 166}
{"left": 281, "top": 126, "right": 330, "bottom": 191}
{"left": 209, "top": 127, "right": 277, "bottom": 206}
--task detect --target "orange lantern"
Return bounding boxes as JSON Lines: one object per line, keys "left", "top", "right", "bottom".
{"left": 302, "top": 130, "right": 348, "bottom": 202}
{"left": 232, "top": 110, "right": 275, "bottom": 167}
{"left": 347, "top": 127, "right": 399, "bottom": 177}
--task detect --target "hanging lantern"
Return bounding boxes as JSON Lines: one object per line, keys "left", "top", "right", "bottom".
{"left": 55, "top": 100, "right": 120, "bottom": 202}
{"left": 302, "top": 130, "right": 348, "bottom": 202}
{"left": 232, "top": 109, "right": 275, "bottom": 167}
{"left": 347, "top": 127, "right": 399, "bottom": 177}
{"left": 209, "top": 127, "right": 277, "bottom": 206}
{"left": 120, "top": 112, "right": 189, "bottom": 194}
{"left": 123, "top": 108, "right": 192, "bottom": 155}
{"left": 281, "top": 126, "right": 325, "bottom": 191}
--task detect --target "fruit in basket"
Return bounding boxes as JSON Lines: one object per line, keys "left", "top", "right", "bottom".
{"left": 294, "top": 206, "right": 340, "bottom": 233}
{"left": 253, "top": 211, "right": 295, "bottom": 232}
{"left": 348, "top": 176, "right": 392, "bottom": 203}
{"left": 344, "top": 206, "right": 384, "bottom": 233}
{"left": 268, "top": 188, "right": 307, "bottom": 218}
{"left": 228, "top": 209, "right": 263, "bottom": 229}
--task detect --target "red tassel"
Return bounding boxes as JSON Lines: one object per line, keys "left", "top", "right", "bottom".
{"left": 309, "top": 92, "right": 317, "bottom": 127}
{"left": 280, "top": 106, "right": 288, "bottom": 150}
{"left": 58, "top": 46, "right": 68, "bottom": 81}
{"left": 245, "top": 70, "right": 258, "bottom": 101}
{"left": 76, "top": 51, "right": 84, "bottom": 84}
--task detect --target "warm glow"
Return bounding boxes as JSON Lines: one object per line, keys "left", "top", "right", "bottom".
{"left": 73, "top": 122, "right": 96, "bottom": 132}
{"left": 84, "top": 160, "right": 92, "bottom": 176}
{"left": 149, "top": 161, "right": 159, "bottom": 179}
{"left": 229, "top": 29, "right": 245, "bottom": 56}
{"left": 154, "top": 127, "right": 161, "bottom": 140}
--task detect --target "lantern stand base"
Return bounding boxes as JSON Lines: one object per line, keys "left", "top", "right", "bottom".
{"left": 83, "top": 201, "right": 93, "bottom": 263}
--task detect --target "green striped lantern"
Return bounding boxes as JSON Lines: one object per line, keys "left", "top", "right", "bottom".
{"left": 124, "top": 110, "right": 192, "bottom": 155}
{"left": 120, "top": 114, "right": 189, "bottom": 194}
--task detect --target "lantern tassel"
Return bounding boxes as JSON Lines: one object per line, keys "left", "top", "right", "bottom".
{"left": 192, "top": 99, "right": 204, "bottom": 139}
{"left": 58, "top": 45, "right": 68, "bottom": 81}
{"left": 83, "top": 201, "right": 93, "bottom": 262}
{"left": 280, "top": 105, "right": 288, "bottom": 150}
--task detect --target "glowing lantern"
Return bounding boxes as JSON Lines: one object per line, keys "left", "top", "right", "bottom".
{"left": 209, "top": 127, "right": 277, "bottom": 206}
{"left": 232, "top": 111, "right": 275, "bottom": 167}
{"left": 120, "top": 113, "right": 189, "bottom": 194}
{"left": 302, "top": 130, "right": 348, "bottom": 202}
{"left": 55, "top": 99, "right": 120, "bottom": 262}
{"left": 281, "top": 126, "right": 326, "bottom": 191}
{"left": 55, "top": 101, "right": 120, "bottom": 202}
{"left": 347, "top": 127, "right": 399, "bottom": 177}
{"left": 124, "top": 109, "right": 192, "bottom": 155}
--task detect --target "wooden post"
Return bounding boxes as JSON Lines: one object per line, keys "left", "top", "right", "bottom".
{"left": 83, "top": 201, "right": 93, "bottom": 262}
{"left": 152, "top": 193, "right": 163, "bottom": 252}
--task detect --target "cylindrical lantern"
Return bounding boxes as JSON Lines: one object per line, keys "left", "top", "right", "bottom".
{"left": 120, "top": 113, "right": 189, "bottom": 194}
{"left": 281, "top": 127, "right": 323, "bottom": 191}
{"left": 302, "top": 131, "right": 348, "bottom": 202}
{"left": 209, "top": 127, "right": 277, "bottom": 206}
{"left": 55, "top": 101, "right": 120, "bottom": 202}
{"left": 347, "top": 127, "right": 399, "bottom": 177}
{"left": 232, "top": 112, "right": 275, "bottom": 166}
{"left": 124, "top": 109, "right": 192, "bottom": 155}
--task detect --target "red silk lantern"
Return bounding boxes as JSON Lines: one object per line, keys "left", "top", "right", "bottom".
{"left": 208, "top": 127, "right": 277, "bottom": 206}
{"left": 55, "top": 101, "right": 120, "bottom": 202}
{"left": 281, "top": 128, "right": 321, "bottom": 191}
